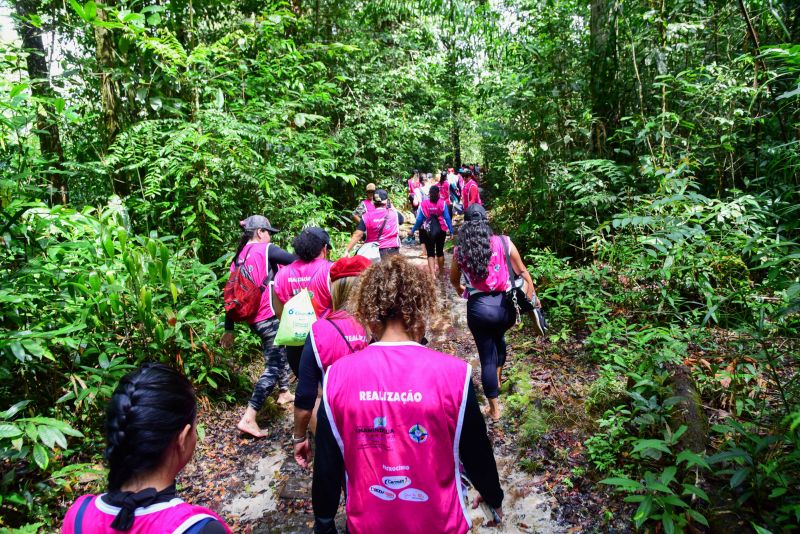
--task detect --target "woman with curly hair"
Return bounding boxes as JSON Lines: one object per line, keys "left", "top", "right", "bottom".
{"left": 273, "top": 227, "right": 333, "bottom": 376}
{"left": 312, "top": 256, "right": 504, "bottom": 534}
{"left": 450, "top": 204, "right": 535, "bottom": 420}
{"left": 62, "top": 364, "right": 231, "bottom": 533}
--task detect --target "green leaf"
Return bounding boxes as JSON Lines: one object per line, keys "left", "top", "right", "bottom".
{"left": 10, "top": 83, "right": 29, "bottom": 98}
{"left": 32, "top": 444, "right": 49, "bottom": 470}
{"left": 730, "top": 467, "right": 751, "bottom": 488}
{"left": 69, "top": 0, "right": 86, "bottom": 20}
{"left": 84, "top": 1, "right": 97, "bottom": 20}
{"left": 687, "top": 509, "right": 709, "bottom": 527}
{"left": 632, "top": 439, "right": 671, "bottom": 455}
{"left": 599, "top": 477, "right": 644, "bottom": 491}
{"left": 633, "top": 495, "right": 653, "bottom": 527}
{"left": 676, "top": 450, "right": 710, "bottom": 470}
{"left": 0, "top": 423, "right": 22, "bottom": 439}
{"left": 662, "top": 512, "right": 675, "bottom": 534}
{"left": 682, "top": 484, "right": 710, "bottom": 503}
{"left": 38, "top": 426, "right": 67, "bottom": 450}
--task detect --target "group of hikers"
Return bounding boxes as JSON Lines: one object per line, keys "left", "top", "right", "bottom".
{"left": 62, "top": 166, "right": 544, "bottom": 533}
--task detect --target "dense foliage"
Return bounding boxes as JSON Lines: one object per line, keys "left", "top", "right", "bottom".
{"left": 1, "top": 0, "right": 798, "bottom": 531}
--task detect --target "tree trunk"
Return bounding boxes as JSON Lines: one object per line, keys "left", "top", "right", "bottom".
{"left": 94, "top": 3, "right": 128, "bottom": 197}
{"left": 589, "top": 0, "right": 619, "bottom": 155}
{"left": 668, "top": 365, "right": 708, "bottom": 453}
{"left": 451, "top": 101, "right": 461, "bottom": 170}
{"left": 13, "top": 0, "right": 67, "bottom": 205}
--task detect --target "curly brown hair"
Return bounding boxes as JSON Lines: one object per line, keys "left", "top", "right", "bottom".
{"left": 353, "top": 255, "right": 436, "bottom": 341}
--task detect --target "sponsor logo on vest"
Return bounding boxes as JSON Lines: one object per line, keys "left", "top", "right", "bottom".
{"left": 382, "top": 476, "right": 411, "bottom": 490}
{"left": 374, "top": 416, "right": 387, "bottom": 428}
{"left": 382, "top": 464, "right": 410, "bottom": 472}
{"left": 493, "top": 264, "right": 501, "bottom": 272}
{"left": 398, "top": 488, "right": 429, "bottom": 503}
{"left": 359, "top": 390, "right": 423, "bottom": 403}
{"left": 408, "top": 424, "right": 428, "bottom": 444}
{"left": 369, "top": 485, "right": 396, "bottom": 501}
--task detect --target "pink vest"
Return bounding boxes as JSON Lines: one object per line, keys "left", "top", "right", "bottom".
{"left": 420, "top": 199, "right": 448, "bottom": 233}
{"left": 362, "top": 199, "right": 376, "bottom": 213}
{"left": 323, "top": 342, "right": 472, "bottom": 534}
{"left": 273, "top": 258, "right": 332, "bottom": 305}
{"left": 228, "top": 243, "right": 274, "bottom": 323}
{"left": 363, "top": 208, "right": 400, "bottom": 250}
{"left": 307, "top": 267, "right": 332, "bottom": 317}
{"left": 62, "top": 494, "right": 232, "bottom": 534}
{"left": 407, "top": 178, "right": 420, "bottom": 196}
{"left": 456, "top": 235, "right": 511, "bottom": 294}
{"left": 310, "top": 311, "right": 368, "bottom": 374}
{"left": 462, "top": 179, "right": 481, "bottom": 210}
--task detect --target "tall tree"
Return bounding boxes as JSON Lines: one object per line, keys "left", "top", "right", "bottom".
{"left": 13, "top": 0, "right": 67, "bottom": 204}
{"left": 589, "top": 0, "right": 619, "bottom": 155}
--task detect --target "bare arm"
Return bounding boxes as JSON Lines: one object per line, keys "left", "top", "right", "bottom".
{"left": 508, "top": 240, "right": 535, "bottom": 300}
{"left": 345, "top": 230, "right": 365, "bottom": 254}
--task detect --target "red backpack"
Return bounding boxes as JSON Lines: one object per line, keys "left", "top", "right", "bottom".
{"left": 223, "top": 244, "right": 270, "bottom": 322}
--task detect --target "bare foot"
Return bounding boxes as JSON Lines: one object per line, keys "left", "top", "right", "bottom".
{"left": 482, "top": 405, "right": 501, "bottom": 421}
{"left": 237, "top": 419, "right": 266, "bottom": 438}
{"left": 277, "top": 390, "right": 295, "bottom": 405}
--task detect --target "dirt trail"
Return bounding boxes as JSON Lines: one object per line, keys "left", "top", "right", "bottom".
{"left": 181, "top": 234, "right": 570, "bottom": 533}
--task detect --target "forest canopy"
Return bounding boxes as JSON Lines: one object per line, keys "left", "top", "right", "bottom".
{"left": 0, "top": 0, "right": 798, "bottom": 531}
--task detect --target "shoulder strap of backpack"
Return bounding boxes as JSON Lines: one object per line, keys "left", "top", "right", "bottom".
{"left": 376, "top": 211, "right": 389, "bottom": 241}
{"left": 73, "top": 495, "right": 94, "bottom": 534}
{"left": 261, "top": 243, "right": 271, "bottom": 290}
{"left": 326, "top": 318, "right": 355, "bottom": 354}
{"left": 500, "top": 235, "right": 516, "bottom": 287}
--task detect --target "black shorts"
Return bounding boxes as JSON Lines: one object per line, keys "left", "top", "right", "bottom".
{"left": 421, "top": 229, "right": 446, "bottom": 257}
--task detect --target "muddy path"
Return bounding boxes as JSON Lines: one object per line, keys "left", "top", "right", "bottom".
{"left": 180, "top": 231, "right": 620, "bottom": 532}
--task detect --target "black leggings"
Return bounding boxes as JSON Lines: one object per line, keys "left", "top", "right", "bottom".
{"left": 466, "top": 292, "right": 516, "bottom": 399}
{"left": 420, "top": 229, "right": 446, "bottom": 257}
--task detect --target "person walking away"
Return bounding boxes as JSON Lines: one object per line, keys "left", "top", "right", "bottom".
{"left": 344, "top": 189, "right": 404, "bottom": 259}
{"left": 461, "top": 169, "right": 482, "bottom": 212}
{"left": 439, "top": 172, "right": 452, "bottom": 208}
{"left": 407, "top": 170, "right": 421, "bottom": 214}
{"left": 351, "top": 183, "right": 377, "bottom": 224}
{"left": 410, "top": 185, "right": 454, "bottom": 278}
{"left": 312, "top": 256, "right": 504, "bottom": 534}
{"left": 62, "top": 364, "right": 232, "bottom": 533}
{"left": 450, "top": 204, "right": 535, "bottom": 420}
{"left": 221, "top": 215, "right": 295, "bottom": 438}
{"left": 292, "top": 255, "right": 371, "bottom": 468}
{"left": 273, "top": 227, "right": 333, "bottom": 377}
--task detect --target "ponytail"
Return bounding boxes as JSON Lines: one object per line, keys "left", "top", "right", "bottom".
{"left": 234, "top": 229, "right": 255, "bottom": 262}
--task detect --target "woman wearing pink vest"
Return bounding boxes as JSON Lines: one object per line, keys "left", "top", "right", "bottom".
{"left": 450, "top": 204, "right": 536, "bottom": 420}
{"left": 461, "top": 169, "right": 482, "bottom": 212}
{"left": 62, "top": 364, "right": 231, "bottom": 534}
{"left": 220, "top": 215, "right": 297, "bottom": 438}
{"left": 410, "top": 185, "right": 454, "bottom": 278}
{"left": 292, "top": 255, "right": 372, "bottom": 468}
{"left": 344, "top": 189, "right": 404, "bottom": 259}
{"left": 273, "top": 227, "right": 333, "bottom": 377}
{"left": 312, "top": 256, "right": 503, "bottom": 534}
{"left": 351, "top": 183, "right": 377, "bottom": 224}
{"left": 407, "top": 170, "right": 421, "bottom": 213}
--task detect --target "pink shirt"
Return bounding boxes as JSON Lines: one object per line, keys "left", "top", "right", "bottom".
{"left": 310, "top": 311, "right": 368, "bottom": 374}
{"left": 62, "top": 494, "right": 232, "bottom": 534}
{"left": 323, "top": 342, "right": 472, "bottom": 534}
{"left": 363, "top": 208, "right": 400, "bottom": 250}
{"left": 462, "top": 179, "right": 481, "bottom": 211}
{"left": 307, "top": 266, "right": 333, "bottom": 316}
{"left": 273, "top": 257, "right": 332, "bottom": 305}
{"left": 228, "top": 243, "right": 275, "bottom": 323}
{"left": 455, "top": 235, "right": 511, "bottom": 294}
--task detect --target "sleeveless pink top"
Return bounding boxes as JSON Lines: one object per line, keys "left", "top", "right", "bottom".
{"left": 307, "top": 267, "right": 332, "bottom": 317}
{"left": 363, "top": 208, "right": 400, "bottom": 250}
{"left": 228, "top": 243, "right": 274, "bottom": 323}
{"left": 455, "top": 235, "right": 511, "bottom": 294}
{"left": 323, "top": 342, "right": 472, "bottom": 534}
{"left": 420, "top": 199, "right": 448, "bottom": 232}
{"left": 462, "top": 179, "right": 482, "bottom": 211}
{"left": 310, "top": 311, "right": 368, "bottom": 374}
{"left": 361, "top": 199, "right": 376, "bottom": 213}
{"left": 62, "top": 494, "right": 232, "bottom": 534}
{"left": 273, "top": 258, "right": 332, "bottom": 306}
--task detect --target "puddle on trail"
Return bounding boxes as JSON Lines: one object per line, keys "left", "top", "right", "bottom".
{"left": 223, "top": 447, "right": 283, "bottom": 522}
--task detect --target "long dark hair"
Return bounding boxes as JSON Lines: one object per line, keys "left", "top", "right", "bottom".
{"left": 457, "top": 219, "right": 494, "bottom": 281}
{"left": 429, "top": 185, "right": 440, "bottom": 204}
{"left": 235, "top": 229, "right": 255, "bottom": 261}
{"left": 105, "top": 363, "right": 197, "bottom": 491}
